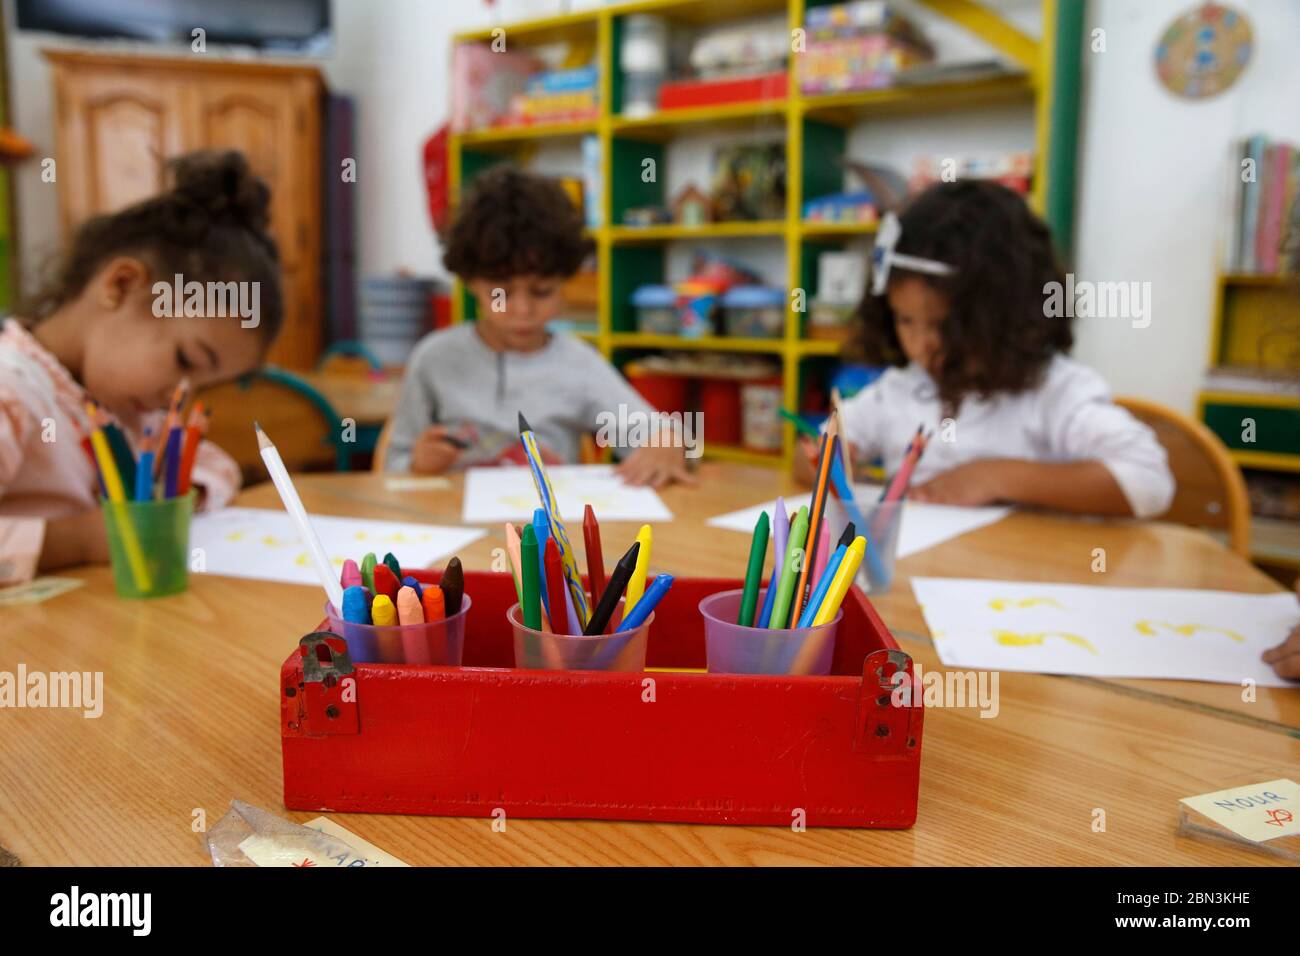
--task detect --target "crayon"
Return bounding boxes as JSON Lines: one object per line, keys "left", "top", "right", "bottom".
{"left": 371, "top": 594, "right": 397, "bottom": 626}
{"left": 340, "top": 559, "right": 362, "bottom": 589}
{"left": 382, "top": 552, "right": 402, "bottom": 582}
{"left": 798, "top": 524, "right": 854, "bottom": 628}
{"left": 372, "top": 563, "right": 400, "bottom": 602}
{"left": 756, "top": 496, "right": 788, "bottom": 629}
{"left": 769, "top": 506, "right": 809, "bottom": 630}
{"left": 738, "top": 510, "right": 770, "bottom": 627}
{"left": 520, "top": 523, "right": 542, "bottom": 631}
{"left": 583, "top": 504, "right": 606, "bottom": 604}
{"left": 441, "top": 556, "right": 464, "bottom": 615}
{"left": 544, "top": 538, "right": 569, "bottom": 634}
{"left": 812, "top": 536, "right": 866, "bottom": 626}
{"left": 422, "top": 585, "right": 445, "bottom": 621}
{"left": 400, "top": 575, "right": 424, "bottom": 601}
{"left": 616, "top": 573, "right": 673, "bottom": 633}
{"left": 624, "top": 524, "right": 653, "bottom": 613}
{"left": 584, "top": 540, "right": 639, "bottom": 636}
{"left": 341, "top": 585, "right": 371, "bottom": 624}
{"left": 532, "top": 508, "right": 552, "bottom": 618}
{"left": 396, "top": 585, "right": 425, "bottom": 626}
{"left": 504, "top": 522, "right": 525, "bottom": 606}
{"left": 360, "top": 553, "right": 378, "bottom": 595}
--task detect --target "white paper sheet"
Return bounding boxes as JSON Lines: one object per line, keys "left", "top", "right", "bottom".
{"left": 706, "top": 484, "right": 1009, "bottom": 559}
{"left": 461, "top": 465, "right": 673, "bottom": 523}
{"left": 189, "top": 508, "right": 486, "bottom": 586}
{"left": 911, "top": 577, "right": 1300, "bottom": 687}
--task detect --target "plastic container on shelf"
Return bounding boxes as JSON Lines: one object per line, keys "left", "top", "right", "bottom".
{"left": 620, "top": 14, "right": 669, "bottom": 118}
{"left": 741, "top": 377, "right": 783, "bottom": 451}
{"left": 631, "top": 284, "right": 678, "bottom": 334}
{"left": 722, "top": 285, "right": 785, "bottom": 338}
{"left": 674, "top": 281, "right": 719, "bottom": 338}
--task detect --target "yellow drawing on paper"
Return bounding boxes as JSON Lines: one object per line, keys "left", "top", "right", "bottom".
{"left": 1135, "top": 620, "right": 1245, "bottom": 642}
{"left": 989, "top": 597, "right": 1066, "bottom": 612}
{"left": 993, "top": 629, "right": 1098, "bottom": 655}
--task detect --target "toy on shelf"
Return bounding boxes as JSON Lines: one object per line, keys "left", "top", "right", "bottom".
{"left": 711, "top": 143, "right": 785, "bottom": 222}
{"left": 671, "top": 184, "right": 713, "bottom": 226}
{"left": 799, "top": 1, "right": 935, "bottom": 95}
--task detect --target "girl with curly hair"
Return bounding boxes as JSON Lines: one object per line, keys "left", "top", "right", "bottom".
{"left": 799, "top": 179, "right": 1174, "bottom": 518}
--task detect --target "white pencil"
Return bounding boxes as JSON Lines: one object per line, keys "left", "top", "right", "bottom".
{"left": 254, "top": 422, "right": 345, "bottom": 613}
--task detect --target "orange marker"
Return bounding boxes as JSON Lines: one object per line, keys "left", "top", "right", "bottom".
{"left": 396, "top": 585, "right": 425, "bottom": 626}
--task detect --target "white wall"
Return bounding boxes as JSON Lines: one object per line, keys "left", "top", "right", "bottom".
{"left": 7, "top": 0, "right": 1299, "bottom": 413}
{"left": 1073, "top": 0, "right": 1300, "bottom": 412}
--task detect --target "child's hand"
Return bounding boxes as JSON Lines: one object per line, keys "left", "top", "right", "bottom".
{"left": 411, "top": 425, "right": 463, "bottom": 475}
{"left": 616, "top": 445, "right": 697, "bottom": 490}
{"left": 908, "top": 460, "right": 1006, "bottom": 507}
{"left": 1261, "top": 580, "right": 1300, "bottom": 681}
{"left": 792, "top": 436, "right": 820, "bottom": 487}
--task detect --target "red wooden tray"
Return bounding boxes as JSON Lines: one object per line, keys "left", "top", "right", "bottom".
{"left": 281, "top": 569, "right": 923, "bottom": 827}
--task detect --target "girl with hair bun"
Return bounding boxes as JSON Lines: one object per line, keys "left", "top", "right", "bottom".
{"left": 0, "top": 150, "right": 284, "bottom": 583}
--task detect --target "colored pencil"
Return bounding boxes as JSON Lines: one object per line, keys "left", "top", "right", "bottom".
{"left": 102, "top": 422, "right": 136, "bottom": 498}
{"left": 778, "top": 407, "right": 820, "bottom": 438}
{"left": 882, "top": 425, "right": 926, "bottom": 502}
{"left": 254, "top": 422, "right": 344, "bottom": 614}
{"left": 162, "top": 424, "right": 183, "bottom": 498}
{"left": 86, "top": 401, "right": 151, "bottom": 590}
{"left": 176, "top": 402, "right": 207, "bottom": 496}
{"left": 768, "top": 506, "right": 809, "bottom": 630}
{"left": 518, "top": 412, "right": 591, "bottom": 628}
{"left": 583, "top": 504, "right": 606, "bottom": 603}
{"left": 585, "top": 540, "right": 639, "bottom": 636}
{"left": 134, "top": 423, "right": 157, "bottom": 502}
{"left": 830, "top": 387, "right": 855, "bottom": 479}
{"left": 616, "top": 573, "right": 673, "bottom": 633}
{"left": 793, "top": 419, "right": 836, "bottom": 621}
{"left": 154, "top": 379, "right": 189, "bottom": 480}
{"left": 798, "top": 523, "right": 855, "bottom": 628}
{"left": 737, "top": 510, "right": 770, "bottom": 627}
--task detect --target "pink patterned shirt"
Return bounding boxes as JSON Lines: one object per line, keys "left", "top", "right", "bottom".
{"left": 0, "top": 318, "right": 240, "bottom": 584}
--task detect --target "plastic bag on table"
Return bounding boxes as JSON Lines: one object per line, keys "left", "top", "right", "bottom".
{"left": 204, "top": 799, "right": 371, "bottom": 868}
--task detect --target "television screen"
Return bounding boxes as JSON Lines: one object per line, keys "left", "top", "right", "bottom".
{"left": 15, "top": 0, "right": 332, "bottom": 53}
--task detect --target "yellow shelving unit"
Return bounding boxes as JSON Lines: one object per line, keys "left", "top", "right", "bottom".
{"left": 449, "top": 0, "right": 1077, "bottom": 469}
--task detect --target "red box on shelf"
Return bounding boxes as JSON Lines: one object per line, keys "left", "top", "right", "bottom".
{"left": 657, "top": 70, "right": 789, "bottom": 111}
{"left": 281, "top": 568, "right": 923, "bottom": 827}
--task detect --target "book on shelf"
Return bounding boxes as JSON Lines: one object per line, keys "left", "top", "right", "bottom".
{"left": 1225, "top": 134, "right": 1299, "bottom": 275}
{"left": 1203, "top": 365, "right": 1300, "bottom": 397}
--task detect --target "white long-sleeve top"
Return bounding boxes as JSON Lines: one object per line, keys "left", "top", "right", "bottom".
{"left": 837, "top": 355, "right": 1176, "bottom": 518}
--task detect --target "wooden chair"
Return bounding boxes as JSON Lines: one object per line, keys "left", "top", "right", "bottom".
{"left": 1116, "top": 396, "right": 1251, "bottom": 556}
{"left": 316, "top": 340, "right": 385, "bottom": 378}
{"left": 198, "top": 368, "right": 343, "bottom": 483}
{"left": 372, "top": 417, "right": 395, "bottom": 474}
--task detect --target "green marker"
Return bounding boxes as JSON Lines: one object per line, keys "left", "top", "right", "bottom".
{"left": 738, "top": 510, "right": 770, "bottom": 627}
{"left": 768, "top": 506, "right": 809, "bottom": 630}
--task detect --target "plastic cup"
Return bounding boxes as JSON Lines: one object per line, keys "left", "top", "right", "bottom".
{"left": 100, "top": 491, "right": 194, "bottom": 598}
{"left": 325, "top": 594, "right": 471, "bottom": 665}
{"left": 699, "top": 588, "right": 843, "bottom": 676}
{"left": 824, "top": 495, "right": 904, "bottom": 594}
{"left": 508, "top": 598, "right": 650, "bottom": 672}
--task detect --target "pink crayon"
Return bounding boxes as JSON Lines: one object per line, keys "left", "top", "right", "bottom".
{"left": 340, "top": 558, "right": 362, "bottom": 589}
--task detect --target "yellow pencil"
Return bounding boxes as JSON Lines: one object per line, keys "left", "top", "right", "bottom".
{"left": 624, "top": 524, "right": 653, "bottom": 613}
{"left": 86, "top": 403, "right": 152, "bottom": 590}
{"left": 812, "top": 536, "right": 866, "bottom": 627}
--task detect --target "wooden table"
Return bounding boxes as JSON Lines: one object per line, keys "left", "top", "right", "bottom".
{"left": 4, "top": 464, "right": 1297, "bottom": 866}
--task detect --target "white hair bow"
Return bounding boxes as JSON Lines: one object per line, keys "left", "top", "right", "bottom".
{"left": 870, "top": 211, "right": 957, "bottom": 296}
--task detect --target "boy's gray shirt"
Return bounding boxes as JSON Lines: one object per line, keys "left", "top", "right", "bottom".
{"left": 385, "top": 324, "right": 655, "bottom": 471}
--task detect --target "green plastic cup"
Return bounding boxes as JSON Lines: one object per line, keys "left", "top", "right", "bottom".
{"left": 100, "top": 491, "right": 194, "bottom": 598}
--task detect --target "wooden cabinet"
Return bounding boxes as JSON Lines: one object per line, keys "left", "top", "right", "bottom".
{"left": 46, "top": 51, "right": 324, "bottom": 369}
